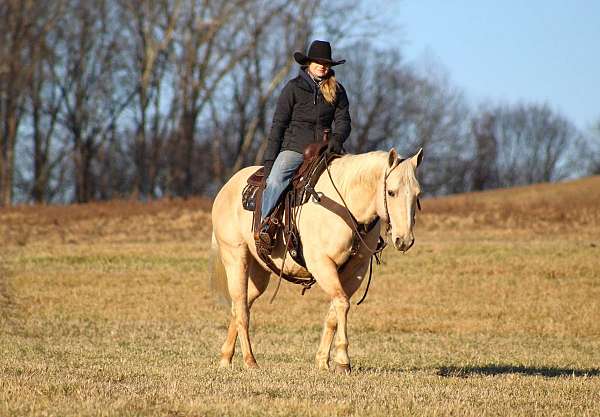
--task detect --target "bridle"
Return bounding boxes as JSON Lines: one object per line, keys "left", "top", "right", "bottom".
{"left": 325, "top": 162, "right": 384, "bottom": 256}
{"left": 322, "top": 154, "right": 420, "bottom": 305}
{"left": 382, "top": 158, "right": 421, "bottom": 235}
{"left": 382, "top": 159, "right": 402, "bottom": 235}
{"left": 325, "top": 156, "right": 419, "bottom": 255}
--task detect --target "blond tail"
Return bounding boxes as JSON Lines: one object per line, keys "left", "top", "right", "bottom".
{"left": 209, "top": 231, "right": 230, "bottom": 307}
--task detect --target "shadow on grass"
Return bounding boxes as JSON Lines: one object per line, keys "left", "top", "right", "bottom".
{"left": 438, "top": 365, "right": 600, "bottom": 378}
{"left": 354, "top": 366, "right": 406, "bottom": 374}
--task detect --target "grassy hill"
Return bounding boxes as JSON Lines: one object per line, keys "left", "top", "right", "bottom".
{"left": 2, "top": 175, "right": 599, "bottom": 246}
{"left": 1, "top": 177, "right": 599, "bottom": 416}
{"left": 422, "top": 175, "right": 600, "bottom": 232}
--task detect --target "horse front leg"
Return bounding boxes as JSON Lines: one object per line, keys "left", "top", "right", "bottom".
{"left": 315, "top": 254, "right": 372, "bottom": 372}
{"left": 311, "top": 259, "right": 352, "bottom": 374}
{"left": 331, "top": 295, "right": 351, "bottom": 373}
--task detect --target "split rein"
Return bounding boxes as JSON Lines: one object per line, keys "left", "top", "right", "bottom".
{"left": 271, "top": 153, "right": 406, "bottom": 305}
{"left": 323, "top": 154, "right": 407, "bottom": 305}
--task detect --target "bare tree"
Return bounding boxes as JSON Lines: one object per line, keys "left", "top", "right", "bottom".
{"left": 339, "top": 47, "right": 472, "bottom": 195}
{"left": 54, "top": 0, "right": 133, "bottom": 203}
{"left": 165, "top": 0, "right": 313, "bottom": 197}
{"left": 586, "top": 118, "right": 600, "bottom": 175}
{"left": 336, "top": 44, "right": 420, "bottom": 153}
{"left": 118, "top": 0, "right": 180, "bottom": 199}
{"left": 227, "top": 1, "right": 318, "bottom": 175}
{"left": 470, "top": 111, "right": 498, "bottom": 190}
{"left": 0, "top": 0, "right": 62, "bottom": 206}
{"left": 480, "top": 102, "right": 582, "bottom": 187}
{"left": 168, "top": 0, "right": 248, "bottom": 197}
{"left": 25, "top": 2, "right": 70, "bottom": 203}
{"left": 5, "top": 0, "right": 592, "bottom": 204}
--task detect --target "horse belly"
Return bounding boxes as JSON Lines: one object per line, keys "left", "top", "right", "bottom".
{"left": 249, "top": 238, "right": 313, "bottom": 279}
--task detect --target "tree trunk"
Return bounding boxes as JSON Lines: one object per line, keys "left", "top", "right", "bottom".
{"left": 32, "top": 103, "right": 47, "bottom": 203}
{"left": 73, "top": 134, "right": 95, "bottom": 203}
{"left": 181, "top": 109, "right": 197, "bottom": 198}
{"left": 134, "top": 87, "right": 148, "bottom": 198}
{"left": 1, "top": 107, "right": 18, "bottom": 206}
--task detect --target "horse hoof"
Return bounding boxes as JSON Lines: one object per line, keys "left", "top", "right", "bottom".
{"left": 245, "top": 360, "right": 259, "bottom": 369}
{"left": 333, "top": 362, "right": 351, "bottom": 375}
{"left": 219, "top": 358, "right": 232, "bottom": 368}
{"left": 316, "top": 360, "right": 330, "bottom": 371}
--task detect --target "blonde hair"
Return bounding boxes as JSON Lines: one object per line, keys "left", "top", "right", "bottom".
{"left": 321, "top": 74, "right": 337, "bottom": 104}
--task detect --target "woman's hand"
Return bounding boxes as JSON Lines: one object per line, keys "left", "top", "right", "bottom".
{"left": 327, "top": 140, "right": 343, "bottom": 155}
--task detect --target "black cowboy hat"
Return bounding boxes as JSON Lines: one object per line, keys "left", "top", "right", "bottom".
{"left": 294, "top": 40, "right": 346, "bottom": 66}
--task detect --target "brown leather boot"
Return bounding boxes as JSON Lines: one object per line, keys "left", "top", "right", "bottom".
{"left": 254, "top": 217, "right": 278, "bottom": 256}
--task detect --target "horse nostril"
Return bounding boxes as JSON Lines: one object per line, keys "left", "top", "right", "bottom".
{"left": 395, "top": 237, "right": 403, "bottom": 248}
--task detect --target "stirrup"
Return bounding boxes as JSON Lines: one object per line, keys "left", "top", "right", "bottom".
{"left": 255, "top": 218, "right": 277, "bottom": 255}
{"left": 256, "top": 239, "right": 272, "bottom": 257}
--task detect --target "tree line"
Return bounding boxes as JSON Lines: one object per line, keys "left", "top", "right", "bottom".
{"left": 1, "top": 0, "right": 597, "bottom": 206}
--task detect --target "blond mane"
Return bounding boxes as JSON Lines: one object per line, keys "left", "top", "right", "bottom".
{"left": 330, "top": 151, "right": 418, "bottom": 194}
{"left": 329, "top": 151, "right": 387, "bottom": 194}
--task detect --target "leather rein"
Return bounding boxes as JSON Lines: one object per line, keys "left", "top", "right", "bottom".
{"left": 323, "top": 155, "right": 412, "bottom": 305}
{"left": 268, "top": 154, "right": 414, "bottom": 305}
{"left": 324, "top": 156, "right": 396, "bottom": 256}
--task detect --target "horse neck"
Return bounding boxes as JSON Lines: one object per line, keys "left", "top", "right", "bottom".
{"left": 330, "top": 152, "right": 387, "bottom": 224}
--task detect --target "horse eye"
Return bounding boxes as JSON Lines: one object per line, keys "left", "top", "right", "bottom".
{"left": 387, "top": 190, "right": 395, "bottom": 197}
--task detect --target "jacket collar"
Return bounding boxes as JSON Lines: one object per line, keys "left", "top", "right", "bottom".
{"left": 297, "top": 67, "right": 316, "bottom": 92}
{"left": 296, "top": 67, "right": 335, "bottom": 93}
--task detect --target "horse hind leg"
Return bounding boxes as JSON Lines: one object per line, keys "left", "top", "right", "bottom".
{"left": 220, "top": 307, "right": 238, "bottom": 367}
{"left": 219, "top": 252, "right": 270, "bottom": 368}
{"left": 217, "top": 244, "right": 258, "bottom": 368}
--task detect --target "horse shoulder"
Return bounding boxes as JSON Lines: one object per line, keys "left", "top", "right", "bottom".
{"left": 298, "top": 203, "right": 356, "bottom": 267}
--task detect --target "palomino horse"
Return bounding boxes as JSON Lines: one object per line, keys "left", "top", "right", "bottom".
{"left": 210, "top": 148, "right": 423, "bottom": 372}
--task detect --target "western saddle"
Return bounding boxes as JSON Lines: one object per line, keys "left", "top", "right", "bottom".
{"left": 242, "top": 131, "right": 334, "bottom": 286}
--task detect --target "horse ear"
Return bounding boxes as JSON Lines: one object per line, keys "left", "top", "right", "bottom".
{"left": 388, "top": 148, "right": 398, "bottom": 168}
{"left": 411, "top": 147, "right": 424, "bottom": 169}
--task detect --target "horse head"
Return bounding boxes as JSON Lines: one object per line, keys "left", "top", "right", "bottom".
{"left": 377, "top": 148, "right": 423, "bottom": 252}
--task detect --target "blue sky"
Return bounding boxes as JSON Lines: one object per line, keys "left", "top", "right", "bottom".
{"left": 373, "top": 0, "right": 600, "bottom": 130}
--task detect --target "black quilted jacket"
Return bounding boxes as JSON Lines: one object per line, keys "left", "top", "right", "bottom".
{"left": 263, "top": 68, "right": 351, "bottom": 167}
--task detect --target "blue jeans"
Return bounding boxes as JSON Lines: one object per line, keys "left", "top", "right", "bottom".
{"left": 261, "top": 150, "right": 304, "bottom": 220}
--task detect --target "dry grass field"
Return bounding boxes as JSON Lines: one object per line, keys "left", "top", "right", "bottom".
{"left": 1, "top": 177, "right": 600, "bottom": 416}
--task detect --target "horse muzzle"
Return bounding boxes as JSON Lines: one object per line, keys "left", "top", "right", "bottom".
{"left": 394, "top": 236, "right": 414, "bottom": 252}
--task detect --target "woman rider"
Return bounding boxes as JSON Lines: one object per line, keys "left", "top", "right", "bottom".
{"left": 257, "top": 40, "right": 351, "bottom": 249}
